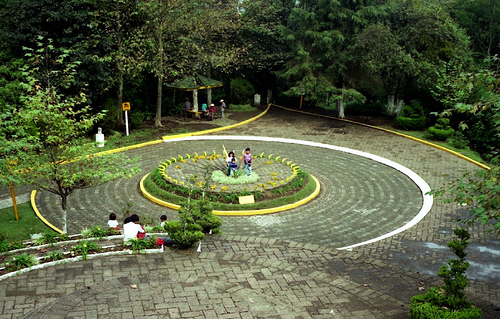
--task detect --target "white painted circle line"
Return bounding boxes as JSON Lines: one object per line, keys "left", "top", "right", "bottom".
{"left": 163, "top": 135, "right": 434, "bottom": 250}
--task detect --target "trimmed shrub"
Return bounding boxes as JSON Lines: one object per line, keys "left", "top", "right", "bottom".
{"left": 396, "top": 100, "right": 427, "bottom": 130}
{"left": 409, "top": 228, "right": 481, "bottom": 318}
{"left": 164, "top": 220, "right": 204, "bottom": 249}
{"left": 410, "top": 291, "right": 481, "bottom": 319}
{"left": 428, "top": 118, "right": 455, "bottom": 141}
{"left": 190, "top": 200, "right": 222, "bottom": 234}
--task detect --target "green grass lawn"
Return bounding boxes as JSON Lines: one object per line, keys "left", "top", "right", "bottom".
{"left": 0, "top": 202, "right": 57, "bottom": 242}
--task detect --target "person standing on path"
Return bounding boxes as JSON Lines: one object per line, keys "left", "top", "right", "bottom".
{"left": 220, "top": 99, "right": 226, "bottom": 119}
{"left": 242, "top": 147, "right": 252, "bottom": 176}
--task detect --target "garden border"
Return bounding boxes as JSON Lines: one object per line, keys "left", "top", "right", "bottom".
{"left": 0, "top": 247, "right": 163, "bottom": 282}
{"left": 160, "top": 135, "right": 433, "bottom": 250}
{"left": 139, "top": 173, "right": 321, "bottom": 216}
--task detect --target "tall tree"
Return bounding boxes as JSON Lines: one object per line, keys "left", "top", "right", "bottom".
{"left": 449, "top": 0, "right": 500, "bottom": 58}
{"left": 352, "top": 23, "right": 415, "bottom": 115}
{"left": 352, "top": 0, "right": 471, "bottom": 115}
{"left": 90, "top": 0, "right": 146, "bottom": 126}
{"left": 0, "top": 41, "right": 140, "bottom": 233}
{"left": 140, "top": 0, "right": 206, "bottom": 126}
{"left": 0, "top": 0, "right": 109, "bottom": 104}
{"left": 238, "top": 0, "right": 295, "bottom": 103}
{"left": 278, "top": 0, "right": 384, "bottom": 117}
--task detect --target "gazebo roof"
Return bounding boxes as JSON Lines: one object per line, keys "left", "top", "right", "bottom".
{"left": 165, "top": 74, "right": 223, "bottom": 91}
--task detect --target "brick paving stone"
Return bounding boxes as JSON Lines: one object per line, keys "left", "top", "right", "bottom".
{"left": 1, "top": 107, "right": 499, "bottom": 318}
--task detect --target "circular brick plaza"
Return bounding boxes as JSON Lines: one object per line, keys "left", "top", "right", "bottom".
{"left": 36, "top": 136, "right": 427, "bottom": 249}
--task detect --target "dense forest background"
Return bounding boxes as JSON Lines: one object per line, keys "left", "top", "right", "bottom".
{"left": 0, "top": 0, "right": 499, "bottom": 160}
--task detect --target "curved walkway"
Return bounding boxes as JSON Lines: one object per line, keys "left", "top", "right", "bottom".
{"left": 1, "top": 107, "right": 499, "bottom": 318}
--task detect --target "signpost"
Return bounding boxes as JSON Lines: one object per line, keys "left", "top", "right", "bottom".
{"left": 122, "top": 102, "right": 130, "bottom": 136}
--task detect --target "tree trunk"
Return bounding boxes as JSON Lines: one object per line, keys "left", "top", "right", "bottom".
{"left": 61, "top": 195, "right": 68, "bottom": 234}
{"left": 267, "top": 88, "right": 273, "bottom": 104}
{"left": 395, "top": 99, "right": 404, "bottom": 117}
{"left": 117, "top": 75, "right": 124, "bottom": 125}
{"left": 155, "top": 75, "right": 163, "bottom": 127}
{"left": 337, "top": 100, "right": 345, "bottom": 118}
{"left": 207, "top": 88, "right": 212, "bottom": 107}
{"left": 387, "top": 94, "right": 396, "bottom": 116}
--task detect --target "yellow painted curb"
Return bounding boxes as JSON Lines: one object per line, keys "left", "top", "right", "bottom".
{"left": 162, "top": 104, "right": 271, "bottom": 140}
{"left": 272, "top": 104, "right": 490, "bottom": 170}
{"left": 31, "top": 190, "right": 63, "bottom": 234}
{"left": 93, "top": 139, "right": 164, "bottom": 157}
{"left": 139, "top": 173, "right": 320, "bottom": 216}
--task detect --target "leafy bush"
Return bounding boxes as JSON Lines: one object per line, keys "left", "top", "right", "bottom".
{"left": 190, "top": 200, "right": 222, "bottom": 234}
{"left": 410, "top": 228, "right": 481, "bottom": 318}
{"left": 449, "top": 131, "right": 468, "bottom": 149}
{"left": 34, "top": 231, "right": 58, "bottom": 245}
{"left": 228, "top": 104, "right": 257, "bottom": 112}
{"left": 72, "top": 240, "right": 101, "bottom": 261}
{"left": 396, "top": 100, "right": 427, "bottom": 130}
{"left": 8, "top": 241, "right": 26, "bottom": 251}
{"left": 410, "top": 291, "right": 481, "bottom": 319}
{"left": 465, "top": 112, "right": 499, "bottom": 158}
{"left": 81, "top": 225, "right": 117, "bottom": 240}
{"left": 428, "top": 118, "right": 455, "bottom": 141}
{"left": 4, "top": 253, "right": 39, "bottom": 271}
{"left": 164, "top": 220, "right": 204, "bottom": 249}
{"left": 129, "top": 111, "right": 145, "bottom": 128}
{"left": 127, "top": 237, "right": 156, "bottom": 253}
{"left": 230, "top": 77, "right": 255, "bottom": 104}
{"left": 58, "top": 233, "right": 70, "bottom": 241}
{"left": 107, "top": 130, "right": 123, "bottom": 141}
{"left": 0, "top": 238, "right": 8, "bottom": 253}
{"left": 43, "top": 251, "right": 65, "bottom": 262}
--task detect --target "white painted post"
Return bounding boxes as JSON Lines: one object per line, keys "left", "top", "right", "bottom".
{"left": 125, "top": 111, "right": 129, "bottom": 136}
{"left": 96, "top": 127, "right": 105, "bottom": 147}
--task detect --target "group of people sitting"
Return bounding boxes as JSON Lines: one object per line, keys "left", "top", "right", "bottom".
{"left": 200, "top": 103, "right": 217, "bottom": 120}
{"left": 184, "top": 98, "right": 226, "bottom": 121}
{"left": 107, "top": 213, "right": 173, "bottom": 245}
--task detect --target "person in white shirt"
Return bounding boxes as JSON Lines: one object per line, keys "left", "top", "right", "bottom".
{"left": 160, "top": 215, "right": 167, "bottom": 228}
{"left": 123, "top": 214, "right": 145, "bottom": 242}
{"left": 107, "top": 213, "right": 119, "bottom": 230}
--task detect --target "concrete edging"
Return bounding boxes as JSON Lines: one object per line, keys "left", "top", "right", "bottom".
{"left": 139, "top": 173, "right": 321, "bottom": 216}
{"left": 0, "top": 247, "right": 163, "bottom": 282}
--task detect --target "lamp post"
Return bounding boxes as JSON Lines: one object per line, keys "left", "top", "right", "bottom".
{"left": 299, "top": 84, "right": 305, "bottom": 109}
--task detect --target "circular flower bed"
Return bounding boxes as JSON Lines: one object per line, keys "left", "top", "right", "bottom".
{"left": 142, "top": 151, "right": 319, "bottom": 211}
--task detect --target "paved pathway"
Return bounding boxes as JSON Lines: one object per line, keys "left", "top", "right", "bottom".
{"left": 1, "top": 107, "right": 499, "bottom": 318}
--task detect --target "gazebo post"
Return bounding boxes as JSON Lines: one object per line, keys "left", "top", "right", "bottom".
{"left": 193, "top": 90, "right": 199, "bottom": 111}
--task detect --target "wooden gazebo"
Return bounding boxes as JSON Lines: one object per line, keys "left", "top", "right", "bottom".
{"left": 165, "top": 74, "right": 223, "bottom": 110}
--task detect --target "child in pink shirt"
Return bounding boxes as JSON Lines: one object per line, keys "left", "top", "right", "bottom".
{"left": 242, "top": 147, "right": 253, "bottom": 176}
